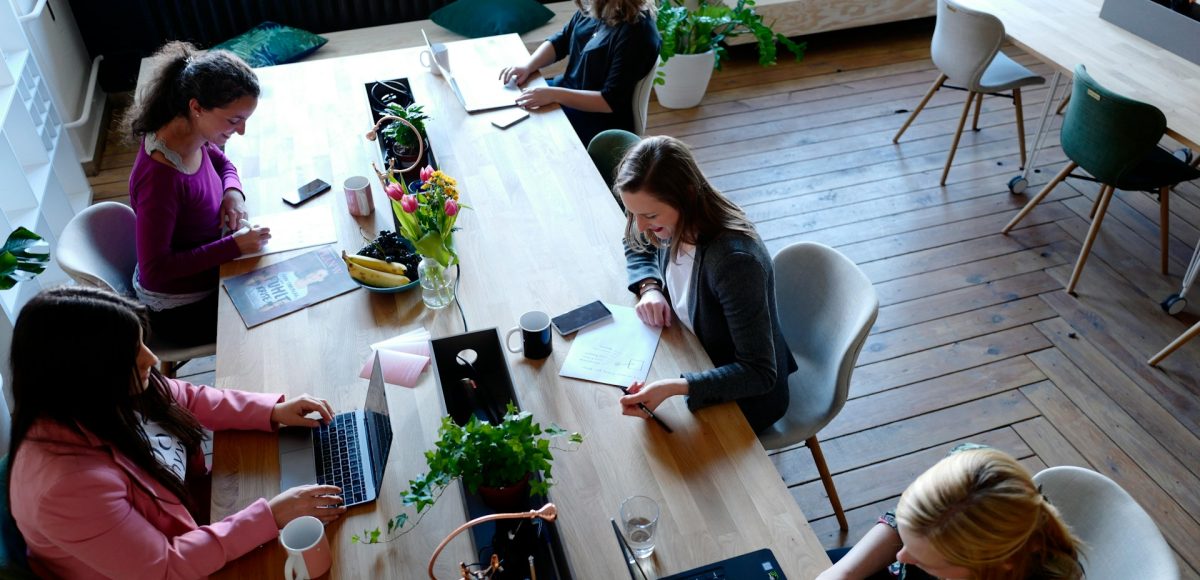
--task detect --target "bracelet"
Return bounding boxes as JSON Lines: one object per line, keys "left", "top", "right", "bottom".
{"left": 638, "top": 280, "right": 662, "bottom": 297}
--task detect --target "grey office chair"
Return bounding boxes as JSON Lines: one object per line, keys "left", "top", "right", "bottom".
{"left": 587, "top": 129, "right": 641, "bottom": 207}
{"left": 759, "top": 242, "right": 879, "bottom": 530}
{"left": 632, "top": 64, "right": 657, "bottom": 136}
{"left": 893, "top": 0, "right": 1045, "bottom": 185}
{"left": 57, "top": 202, "right": 215, "bottom": 377}
{"left": 1034, "top": 466, "right": 1179, "bottom": 580}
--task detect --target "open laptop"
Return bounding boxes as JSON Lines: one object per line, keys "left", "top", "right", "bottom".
{"left": 611, "top": 519, "right": 787, "bottom": 580}
{"left": 422, "top": 29, "right": 522, "bottom": 112}
{"left": 278, "top": 353, "right": 394, "bottom": 507}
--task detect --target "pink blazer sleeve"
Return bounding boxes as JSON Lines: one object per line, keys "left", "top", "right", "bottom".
{"left": 34, "top": 468, "right": 278, "bottom": 579}
{"left": 167, "top": 379, "right": 283, "bottom": 432}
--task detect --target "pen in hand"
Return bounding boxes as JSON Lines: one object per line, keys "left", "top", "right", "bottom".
{"left": 619, "top": 384, "right": 673, "bottom": 434}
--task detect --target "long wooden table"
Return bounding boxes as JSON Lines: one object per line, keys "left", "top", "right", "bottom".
{"left": 212, "top": 34, "right": 830, "bottom": 579}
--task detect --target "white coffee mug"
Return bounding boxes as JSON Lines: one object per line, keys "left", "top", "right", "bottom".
{"left": 280, "top": 516, "right": 331, "bottom": 580}
{"left": 419, "top": 50, "right": 444, "bottom": 77}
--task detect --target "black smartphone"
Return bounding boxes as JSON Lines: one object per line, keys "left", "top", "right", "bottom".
{"left": 283, "top": 178, "right": 331, "bottom": 206}
{"left": 552, "top": 300, "right": 613, "bottom": 335}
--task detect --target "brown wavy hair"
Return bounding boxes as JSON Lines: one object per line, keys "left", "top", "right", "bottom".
{"left": 897, "top": 449, "right": 1083, "bottom": 580}
{"left": 615, "top": 135, "right": 757, "bottom": 260}
{"left": 123, "top": 41, "right": 259, "bottom": 141}
{"left": 576, "top": 0, "right": 653, "bottom": 25}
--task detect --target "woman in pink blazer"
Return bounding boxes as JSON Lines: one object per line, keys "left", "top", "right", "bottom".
{"left": 8, "top": 287, "right": 346, "bottom": 579}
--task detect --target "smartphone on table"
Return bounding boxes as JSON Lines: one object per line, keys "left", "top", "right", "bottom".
{"left": 552, "top": 300, "right": 613, "bottom": 335}
{"left": 282, "top": 178, "right": 331, "bottom": 206}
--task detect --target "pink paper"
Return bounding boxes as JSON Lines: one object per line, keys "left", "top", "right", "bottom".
{"left": 359, "top": 349, "right": 430, "bottom": 388}
{"left": 371, "top": 336, "right": 431, "bottom": 357}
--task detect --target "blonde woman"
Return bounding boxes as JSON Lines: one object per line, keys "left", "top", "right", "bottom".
{"left": 818, "top": 448, "right": 1083, "bottom": 580}
{"left": 500, "top": 0, "right": 660, "bottom": 144}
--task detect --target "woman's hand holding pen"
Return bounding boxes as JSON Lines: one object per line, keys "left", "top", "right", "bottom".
{"left": 232, "top": 219, "right": 271, "bottom": 254}
{"left": 620, "top": 379, "right": 688, "bottom": 415}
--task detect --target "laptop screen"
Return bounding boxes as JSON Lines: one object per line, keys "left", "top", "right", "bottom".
{"left": 364, "top": 353, "right": 393, "bottom": 491}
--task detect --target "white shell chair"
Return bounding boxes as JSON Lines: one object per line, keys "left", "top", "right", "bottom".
{"left": 759, "top": 242, "right": 879, "bottom": 530}
{"left": 1033, "top": 466, "right": 1179, "bottom": 580}
{"left": 632, "top": 63, "right": 657, "bottom": 136}
{"left": 57, "top": 202, "right": 216, "bottom": 377}
{"left": 893, "top": 0, "right": 1045, "bottom": 185}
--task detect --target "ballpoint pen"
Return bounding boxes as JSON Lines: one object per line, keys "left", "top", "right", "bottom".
{"left": 618, "top": 385, "right": 673, "bottom": 434}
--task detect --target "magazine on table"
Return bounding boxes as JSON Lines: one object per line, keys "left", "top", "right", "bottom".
{"left": 223, "top": 246, "right": 356, "bottom": 328}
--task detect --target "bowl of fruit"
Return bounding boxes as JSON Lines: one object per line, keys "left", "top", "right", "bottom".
{"left": 343, "top": 230, "right": 421, "bottom": 293}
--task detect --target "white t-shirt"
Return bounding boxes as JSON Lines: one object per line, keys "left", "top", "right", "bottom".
{"left": 665, "top": 243, "right": 697, "bottom": 332}
{"left": 136, "top": 412, "right": 187, "bottom": 482}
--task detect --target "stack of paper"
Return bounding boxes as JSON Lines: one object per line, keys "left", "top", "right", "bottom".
{"left": 359, "top": 327, "right": 432, "bottom": 387}
{"left": 560, "top": 304, "right": 662, "bottom": 387}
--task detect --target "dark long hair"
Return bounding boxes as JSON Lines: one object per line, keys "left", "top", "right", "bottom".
{"left": 8, "top": 287, "right": 204, "bottom": 503}
{"left": 123, "top": 41, "right": 259, "bottom": 140}
{"left": 615, "top": 135, "right": 757, "bottom": 260}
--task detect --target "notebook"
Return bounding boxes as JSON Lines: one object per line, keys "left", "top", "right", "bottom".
{"left": 278, "top": 353, "right": 394, "bottom": 507}
{"left": 422, "top": 30, "right": 522, "bottom": 113}
{"left": 612, "top": 519, "right": 787, "bottom": 580}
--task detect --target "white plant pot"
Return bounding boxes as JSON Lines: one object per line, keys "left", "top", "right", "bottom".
{"left": 654, "top": 50, "right": 716, "bottom": 110}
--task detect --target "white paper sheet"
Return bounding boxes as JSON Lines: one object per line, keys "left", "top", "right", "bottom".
{"left": 559, "top": 304, "right": 662, "bottom": 387}
{"left": 235, "top": 205, "right": 337, "bottom": 259}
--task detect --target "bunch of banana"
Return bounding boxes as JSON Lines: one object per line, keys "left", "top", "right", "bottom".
{"left": 341, "top": 251, "right": 411, "bottom": 288}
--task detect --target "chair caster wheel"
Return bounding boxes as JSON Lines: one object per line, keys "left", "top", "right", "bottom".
{"left": 1008, "top": 176, "right": 1029, "bottom": 194}
{"left": 1162, "top": 294, "right": 1187, "bottom": 315}
{"left": 1172, "top": 148, "right": 1193, "bottom": 164}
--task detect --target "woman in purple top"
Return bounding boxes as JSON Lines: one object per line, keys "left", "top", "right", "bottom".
{"left": 125, "top": 41, "right": 271, "bottom": 345}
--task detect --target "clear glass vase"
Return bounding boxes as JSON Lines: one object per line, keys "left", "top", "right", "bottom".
{"left": 418, "top": 256, "right": 455, "bottom": 309}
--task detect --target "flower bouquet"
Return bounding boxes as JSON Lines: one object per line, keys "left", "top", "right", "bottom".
{"left": 383, "top": 165, "right": 468, "bottom": 308}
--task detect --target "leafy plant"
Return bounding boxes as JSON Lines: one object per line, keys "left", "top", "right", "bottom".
{"left": 380, "top": 102, "right": 430, "bottom": 153}
{"left": 0, "top": 228, "right": 49, "bottom": 290}
{"left": 655, "top": 0, "right": 806, "bottom": 84}
{"left": 352, "top": 403, "right": 583, "bottom": 544}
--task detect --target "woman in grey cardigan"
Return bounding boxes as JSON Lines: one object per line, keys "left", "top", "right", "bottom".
{"left": 617, "top": 136, "right": 796, "bottom": 434}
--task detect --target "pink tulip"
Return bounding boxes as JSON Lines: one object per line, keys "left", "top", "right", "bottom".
{"left": 385, "top": 183, "right": 405, "bottom": 201}
{"left": 400, "top": 194, "right": 418, "bottom": 213}
{"left": 420, "top": 166, "right": 435, "bottom": 182}
{"left": 444, "top": 198, "right": 459, "bottom": 217}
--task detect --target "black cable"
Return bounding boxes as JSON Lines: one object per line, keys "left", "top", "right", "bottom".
{"left": 454, "top": 264, "right": 467, "bottom": 332}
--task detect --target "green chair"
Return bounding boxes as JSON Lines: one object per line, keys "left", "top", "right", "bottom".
{"left": 586, "top": 129, "right": 641, "bottom": 209}
{"left": 0, "top": 456, "right": 36, "bottom": 579}
{"left": 1002, "top": 65, "right": 1200, "bottom": 294}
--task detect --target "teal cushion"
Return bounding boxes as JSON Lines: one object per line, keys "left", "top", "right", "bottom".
{"left": 432, "top": 0, "right": 554, "bottom": 39}
{"left": 212, "top": 21, "right": 328, "bottom": 68}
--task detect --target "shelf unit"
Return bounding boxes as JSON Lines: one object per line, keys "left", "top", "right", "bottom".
{"left": 0, "top": 0, "right": 91, "bottom": 389}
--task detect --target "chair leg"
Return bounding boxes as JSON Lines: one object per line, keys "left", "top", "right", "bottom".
{"left": 1002, "top": 161, "right": 1077, "bottom": 234}
{"left": 971, "top": 92, "right": 983, "bottom": 131}
{"left": 1149, "top": 320, "right": 1200, "bottom": 366}
{"left": 1160, "top": 186, "right": 1170, "bottom": 275}
{"left": 1089, "top": 190, "right": 1103, "bottom": 220}
{"left": 893, "top": 73, "right": 948, "bottom": 143}
{"left": 1013, "top": 88, "right": 1027, "bottom": 168}
{"left": 941, "top": 91, "right": 976, "bottom": 186}
{"left": 1055, "top": 93, "right": 1071, "bottom": 116}
{"left": 1067, "top": 184, "right": 1115, "bottom": 294}
{"left": 808, "top": 436, "right": 848, "bottom": 531}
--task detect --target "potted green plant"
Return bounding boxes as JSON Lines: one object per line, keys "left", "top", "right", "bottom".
{"left": 1, "top": 227, "right": 50, "bottom": 290}
{"left": 655, "top": 0, "right": 806, "bottom": 109}
{"left": 379, "top": 102, "right": 431, "bottom": 180}
{"left": 352, "top": 404, "right": 582, "bottom": 544}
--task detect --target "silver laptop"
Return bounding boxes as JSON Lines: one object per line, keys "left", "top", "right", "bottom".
{"left": 278, "top": 353, "right": 394, "bottom": 507}
{"left": 422, "top": 30, "right": 522, "bottom": 113}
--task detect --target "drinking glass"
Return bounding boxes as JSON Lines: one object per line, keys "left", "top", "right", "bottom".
{"left": 620, "top": 495, "right": 660, "bottom": 558}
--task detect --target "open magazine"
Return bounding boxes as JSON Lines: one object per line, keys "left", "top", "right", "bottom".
{"left": 223, "top": 246, "right": 356, "bottom": 328}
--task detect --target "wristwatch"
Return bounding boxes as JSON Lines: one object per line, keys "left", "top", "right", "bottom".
{"left": 637, "top": 279, "right": 662, "bottom": 297}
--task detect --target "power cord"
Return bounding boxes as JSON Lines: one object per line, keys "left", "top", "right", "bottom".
{"left": 454, "top": 264, "right": 467, "bottom": 332}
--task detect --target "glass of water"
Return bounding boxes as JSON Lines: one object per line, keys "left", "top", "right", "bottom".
{"left": 620, "top": 495, "right": 660, "bottom": 558}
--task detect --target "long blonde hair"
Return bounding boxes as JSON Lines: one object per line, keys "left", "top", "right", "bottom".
{"left": 614, "top": 135, "right": 756, "bottom": 260}
{"left": 897, "top": 449, "right": 1083, "bottom": 580}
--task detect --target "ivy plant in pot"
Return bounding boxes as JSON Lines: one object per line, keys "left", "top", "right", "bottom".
{"left": 655, "top": 0, "right": 806, "bottom": 109}
{"left": 352, "top": 403, "right": 583, "bottom": 544}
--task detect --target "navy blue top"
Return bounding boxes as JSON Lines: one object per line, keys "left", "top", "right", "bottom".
{"left": 546, "top": 9, "right": 661, "bottom": 145}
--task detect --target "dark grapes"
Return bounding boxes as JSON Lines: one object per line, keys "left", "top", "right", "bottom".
{"left": 358, "top": 230, "right": 421, "bottom": 280}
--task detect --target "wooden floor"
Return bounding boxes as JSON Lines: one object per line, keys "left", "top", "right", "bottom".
{"left": 90, "top": 20, "right": 1200, "bottom": 576}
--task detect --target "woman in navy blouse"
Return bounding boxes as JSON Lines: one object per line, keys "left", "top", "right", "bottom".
{"left": 500, "top": 0, "right": 660, "bottom": 145}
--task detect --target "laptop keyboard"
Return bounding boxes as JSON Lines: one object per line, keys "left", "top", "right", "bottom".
{"left": 315, "top": 414, "right": 368, "bottom": 505}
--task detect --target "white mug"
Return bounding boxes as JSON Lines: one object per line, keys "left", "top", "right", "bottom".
{"left": 419, "top": 49, "right": 444, "bottom": 77}
{"left": 280, "top": 516, "right": 331, "bottom": 580}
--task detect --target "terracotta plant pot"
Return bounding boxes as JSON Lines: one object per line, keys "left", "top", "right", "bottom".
{"left": 477, "top": 473, "right": 531, "bottom": 512}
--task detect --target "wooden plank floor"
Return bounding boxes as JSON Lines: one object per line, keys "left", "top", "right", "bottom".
{"left": 91, "top": 20, "right": 1200, "bottom": 576}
